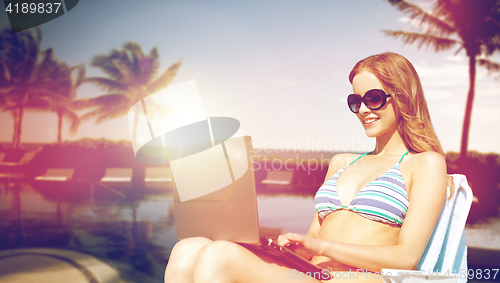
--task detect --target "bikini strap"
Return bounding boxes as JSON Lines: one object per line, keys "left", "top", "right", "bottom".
{"left": 349, "top": 152, "right": 371, "bottom": 166}
{"left": 398, "top": 149, "right": 411, "bottom": 164}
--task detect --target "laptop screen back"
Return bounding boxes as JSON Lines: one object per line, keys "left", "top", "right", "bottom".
{"left": 172, "top": 136, "right": 260, "bottom": 244}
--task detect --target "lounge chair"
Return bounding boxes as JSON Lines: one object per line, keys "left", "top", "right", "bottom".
{"left": 382, "top": 174, "right": 473, "bottom": 283}
{"left": 100, "top": 168, "right": 133, "bottom": 187}
{"left": 0, "top": 151, "right": 37, "bottom": 166}
{"left": 0, "top": 151, "right": 38, "bottom": 181}
{"left": 35, "top": 168, "right": 75, "bottom": 181}
{"left": 261, "top": 170, "right": 294, "bottom": 189}
{"left": 144, "top": 167, "right": 172, "bottom": 188}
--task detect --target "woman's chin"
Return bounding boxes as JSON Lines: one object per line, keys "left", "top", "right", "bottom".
{"left": 364, "top": 129, "right": 378, "bottom": 138}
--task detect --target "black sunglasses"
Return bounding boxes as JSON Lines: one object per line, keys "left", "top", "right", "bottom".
{"left": 347, "top": 89, "right": 391, "bottom": 113}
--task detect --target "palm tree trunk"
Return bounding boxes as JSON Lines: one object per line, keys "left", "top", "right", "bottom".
{"left": 14, "top": 105, "right": 24, "bottom": 149}
{"left": 132, "top": 107, "right": 139, "bottom": 145}
{"left": 459, "top": 54, "right": 477, "bottom": 169}
{"left": 57, "top": 111, "right": 63, "bottom": 143}
{"left": 10, "top": 109, "right": 20, "bottom": 148}
{"left": 13, "top": 91, "right": 29, "bottom": 149}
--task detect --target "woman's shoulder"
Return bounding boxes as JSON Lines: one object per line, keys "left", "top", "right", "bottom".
{"left": 406, "top": 151, "right": 446, "bottom": 168}
{"left": 404, "top": 151, "right": 447, "bottom": 178}
{"left": 404, "top": 151, "right": 448, "bottom": 198}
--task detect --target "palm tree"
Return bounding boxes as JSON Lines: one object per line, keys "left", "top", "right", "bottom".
{"left": 0, "top": 27, "right": 69, "bottom": 148}
{"left": 55, "top": 64, "right": 85, "bottom": 143}
{"left": 81, "top": 42, "right": 182, "bottom": 143}
{"left": 383, "top": 0, "right": 500, "bottom": 168}
{"left": 34, "top": 54, "right": 86, "bottom": 143}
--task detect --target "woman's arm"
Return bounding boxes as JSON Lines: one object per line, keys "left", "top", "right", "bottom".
{"left": 284, "top": 151, "right": 448, "bottom": 272}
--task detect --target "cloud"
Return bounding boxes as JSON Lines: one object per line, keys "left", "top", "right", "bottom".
{"left": 445, "top": 55, "right": 464, "bottom": 62}
{"left": 397, "top": 17, "right": 411, "bottom": 23}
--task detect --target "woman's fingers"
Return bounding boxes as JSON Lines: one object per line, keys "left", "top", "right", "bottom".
{"left": 277, "top": 234, "right": 288, "bottom": 246}
{"left": 277, "top": 233, "right": 300, "bottom": 246}
{"left": 285, "top": 233, "right": 303, "bottom": 244}
{"left": 278, "top": 234, "right": 323, "bottom": 261}
{"left": 285, "top": 234, "right": 328, "bottom": 257}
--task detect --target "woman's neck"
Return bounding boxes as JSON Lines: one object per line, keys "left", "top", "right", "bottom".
{"left": 371, "top": 129, "right": 408, "bottom": 156}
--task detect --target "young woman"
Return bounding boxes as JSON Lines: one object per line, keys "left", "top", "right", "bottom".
{"left": 164, "top": 52, "right": 450, "bottom": 283}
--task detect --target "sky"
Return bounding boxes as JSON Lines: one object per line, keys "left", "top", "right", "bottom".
{"left": 0, "top": 0, "right": 499, "bottom": 154}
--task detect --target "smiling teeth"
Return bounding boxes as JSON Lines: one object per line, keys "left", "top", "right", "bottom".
{"left": 364, "top": 118, "right": 378, "bottom": 124}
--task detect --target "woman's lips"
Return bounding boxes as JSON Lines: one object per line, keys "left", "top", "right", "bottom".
{"left": 363, "top": 118, "right": 379, "bottom": 126}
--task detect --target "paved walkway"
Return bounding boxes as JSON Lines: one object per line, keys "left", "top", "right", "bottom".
{"left": 0, "top": 248, "right": 125, "bottom": 283}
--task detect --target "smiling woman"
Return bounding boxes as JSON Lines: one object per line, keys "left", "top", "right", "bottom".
{"left": 163, "top": 52, "right": 451, "bottom": 283}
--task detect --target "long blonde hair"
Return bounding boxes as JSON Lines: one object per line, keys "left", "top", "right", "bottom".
{"left": 349, "top": 52, "right": 454, "bottom": 194}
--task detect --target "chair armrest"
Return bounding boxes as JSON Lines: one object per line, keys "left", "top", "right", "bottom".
{"left": 382, "top": 268, "right": 460, "bottom": 283}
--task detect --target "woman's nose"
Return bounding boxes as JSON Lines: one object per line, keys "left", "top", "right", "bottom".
{"left": 358, "top": 102, "right": 370, "bottom": 114}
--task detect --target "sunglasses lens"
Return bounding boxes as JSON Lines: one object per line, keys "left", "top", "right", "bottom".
{"left": 364, "top": 90, "right": 384, "bottom": 109}
{"left": 347, "top": 94, "right": 361, "bottom": 113}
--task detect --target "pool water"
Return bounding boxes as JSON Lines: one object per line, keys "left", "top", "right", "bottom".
{"left": 0, "top": 182, "right": 316, "bottom": 282}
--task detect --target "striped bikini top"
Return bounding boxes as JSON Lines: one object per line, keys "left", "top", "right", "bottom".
{"left": 315, "top": 150, "right": 410, "bottom": 226}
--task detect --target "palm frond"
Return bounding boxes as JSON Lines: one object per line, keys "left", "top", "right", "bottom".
{"left": 124, "top": 42, "right": 143, "bottom": 55}
{"left": 33, "top": 27, "right": 42, "bottom": 46}
{"left": 113, "top": 48, "right": 134, "bottom": 76}
{"left": 2, "top": 104, "right": 19, "bottom": 112}
{"left": 38, "top": 48, "right": 58, "bottom": 79}
{"left": 478, "top": 58, "right": 500, "bottom": 74}
{"left": 79, "top": 108, "right": 101, "bottom": 121}
{"left": 76, "top": 93, "right": 129, "bottom": 121}
{"left": 80, "top": 93, "right": 128, "bottom": 105}
{"left": 94, "top": 105, "right": 129, "bottom": 123}
{"left": 382, "top": 30, "right": 460, "bottom": 52}
{"left": 27, "top": 88, "right": 68, "bottom": 104}
{"left": 124, "top": 42, "right": 144, "bottom": 74}
{"left": 91, "top": 52, "right": 124, "bottom": 80}
{"left": 60, "top": 108, "right": 81, "bottom": 133}
{"left": 144, "top": 48, "right": 160, "bottom": 84}
{"left": 146, "top": 59, "right": 182, "bottom": 95}
{"left": 112, "top": 59, "right": 136, "bottom": 85}
{"left": 149, "top": 47, "right": 158, "bottom": 61}
{"left": 0, "top": 86, "right": 15, "bottom": 95}
{"left": 71, "top": 98, "right": 98, "bottom": 110}
{"left": 85, "top": 77, "right": 128, "bottom": 91}
{"left": 0, "top": 61, "right": 11, "bottom": 83}
{"left": 70, "top": 64, "right": 86, "bottom": 87}
{"left": 388, "top": 0, "right": 455, "bottom": 36}
{"left": 23, "top": 97, "right": 53, "bottom": 110}
{"left": 478, "top": 19, "right": 500, "bottom": 55}
{"left": 80, "top": 98, "right": 129, "bottom": 123}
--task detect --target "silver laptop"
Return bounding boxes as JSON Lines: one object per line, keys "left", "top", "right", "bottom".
{"left": 171, "top": 136, "right": 328, "bottom": 276}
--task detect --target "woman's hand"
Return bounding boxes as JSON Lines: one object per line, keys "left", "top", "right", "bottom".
{"left": 277, "top": 233, "right": 329, "bottom": 259}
